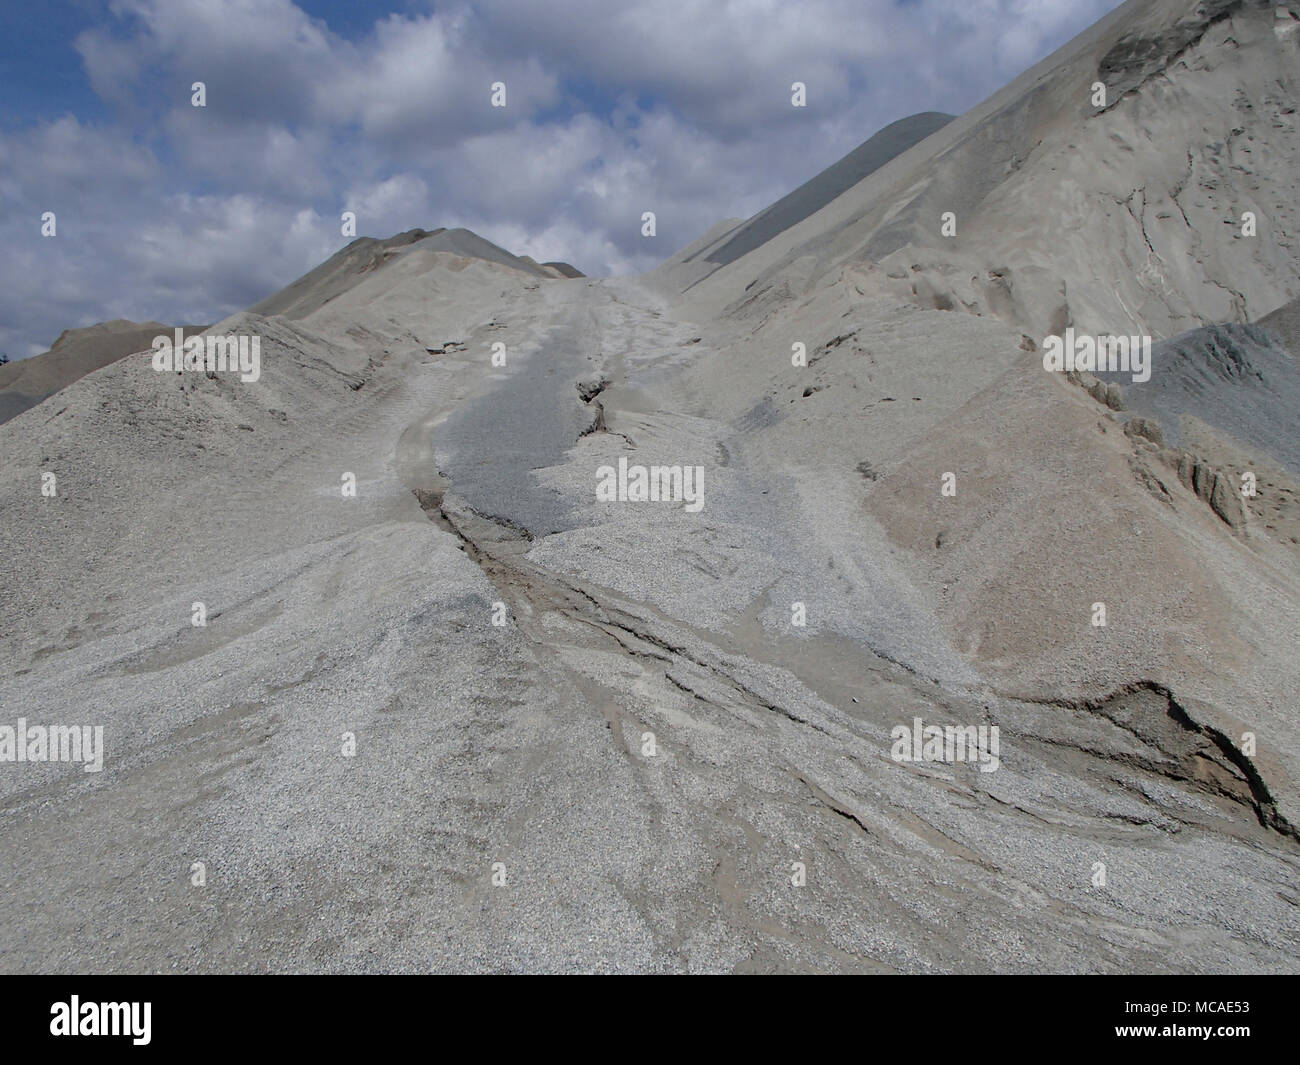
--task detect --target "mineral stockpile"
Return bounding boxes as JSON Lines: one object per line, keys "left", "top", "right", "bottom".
{"left": 1, "top": 0, "right": 1298, "bottom": 973}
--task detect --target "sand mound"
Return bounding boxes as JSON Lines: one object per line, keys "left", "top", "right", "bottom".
{"left": 0, "top": 319, "right": 208, "bottom": 426}
{"left": 249, "top": 227, "right": 552, "bottom": 320}
{"left": 3, "top": 0, "right": 1299, "bottom": 974}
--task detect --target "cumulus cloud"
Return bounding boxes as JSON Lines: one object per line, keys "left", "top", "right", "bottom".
{"left": 0, "top": 0, "right": 1119, "bottom": 357}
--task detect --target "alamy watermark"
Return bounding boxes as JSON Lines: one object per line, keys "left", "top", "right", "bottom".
{"left": 0, "top": 718, "right": 104, "bottom": 772}
{"left": 596, "top": 457, "right": 704, "bottom": 512}
{"left": 50, "top": 997, "right": 150, "bottom": 1045}
{"left": 891, "top": 717, "right": 1000, "bottom": 773}
{"left": 151, "top": 328, "right": 261, "bottom": 382}
{"left": 1042, "top": 327, "right": 1151, "bottom": 384}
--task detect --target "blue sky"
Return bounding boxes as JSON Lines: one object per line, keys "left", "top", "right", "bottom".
{"left": 0, "top": 0, "right": 1120, "bottom": 358}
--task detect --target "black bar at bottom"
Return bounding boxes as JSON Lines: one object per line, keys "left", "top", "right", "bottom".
{"left": 2, "top": 974, "right": 1292, "bottom": 1051}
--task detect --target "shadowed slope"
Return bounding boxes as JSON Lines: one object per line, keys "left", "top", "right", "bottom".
{"left": 686, "top": 111, "right": 955, "bottom": 270}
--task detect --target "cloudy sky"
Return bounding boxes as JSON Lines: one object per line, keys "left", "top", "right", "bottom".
{"left": 0, "top": 0, "right": 1120, "bottom": 358}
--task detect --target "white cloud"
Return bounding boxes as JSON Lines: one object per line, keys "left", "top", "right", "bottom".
{"left": 2, "top": 0, "right": 1121, "bottom": 356}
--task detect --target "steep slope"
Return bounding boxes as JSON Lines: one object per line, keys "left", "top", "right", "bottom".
{"left": 1087, "top": 290, "right": 1300, "bottom": 552}
{"left": 1260, "top": 290, "right": 1300, "bottom": 350}
{"left": 662, "top": 0, "right": 1300, "bottom": 342}
{"left": 645, "top": 0, "right": 1300, "bottom": 831}
{"left": 684, "top": 112, "right": 955, "bottom": 272}
{"left": 1094, "top": 315, "right": 1300, "bottom": 473}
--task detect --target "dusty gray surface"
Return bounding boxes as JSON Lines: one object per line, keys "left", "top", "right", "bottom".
{"left": 0, "top": 319, "right": 208, "bottom": 426}
{"left": 1, "top": 0, "right": 1298, "bottom": 974}
{"left": 1094, "top": 320, "right": 1300, "bottom": 473}
{"left": 1261, "top": 292, "right": 1300, "bottom": 352}
{"left": 434, "top": 311, "right": 601, "bottom": 536}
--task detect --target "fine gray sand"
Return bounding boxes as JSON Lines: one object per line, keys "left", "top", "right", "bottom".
{"left": 0, "top": 320, "right": 208, "bottom": 426}
{"left": 1, "top": 0, "right": 1298, "bottom": 973}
